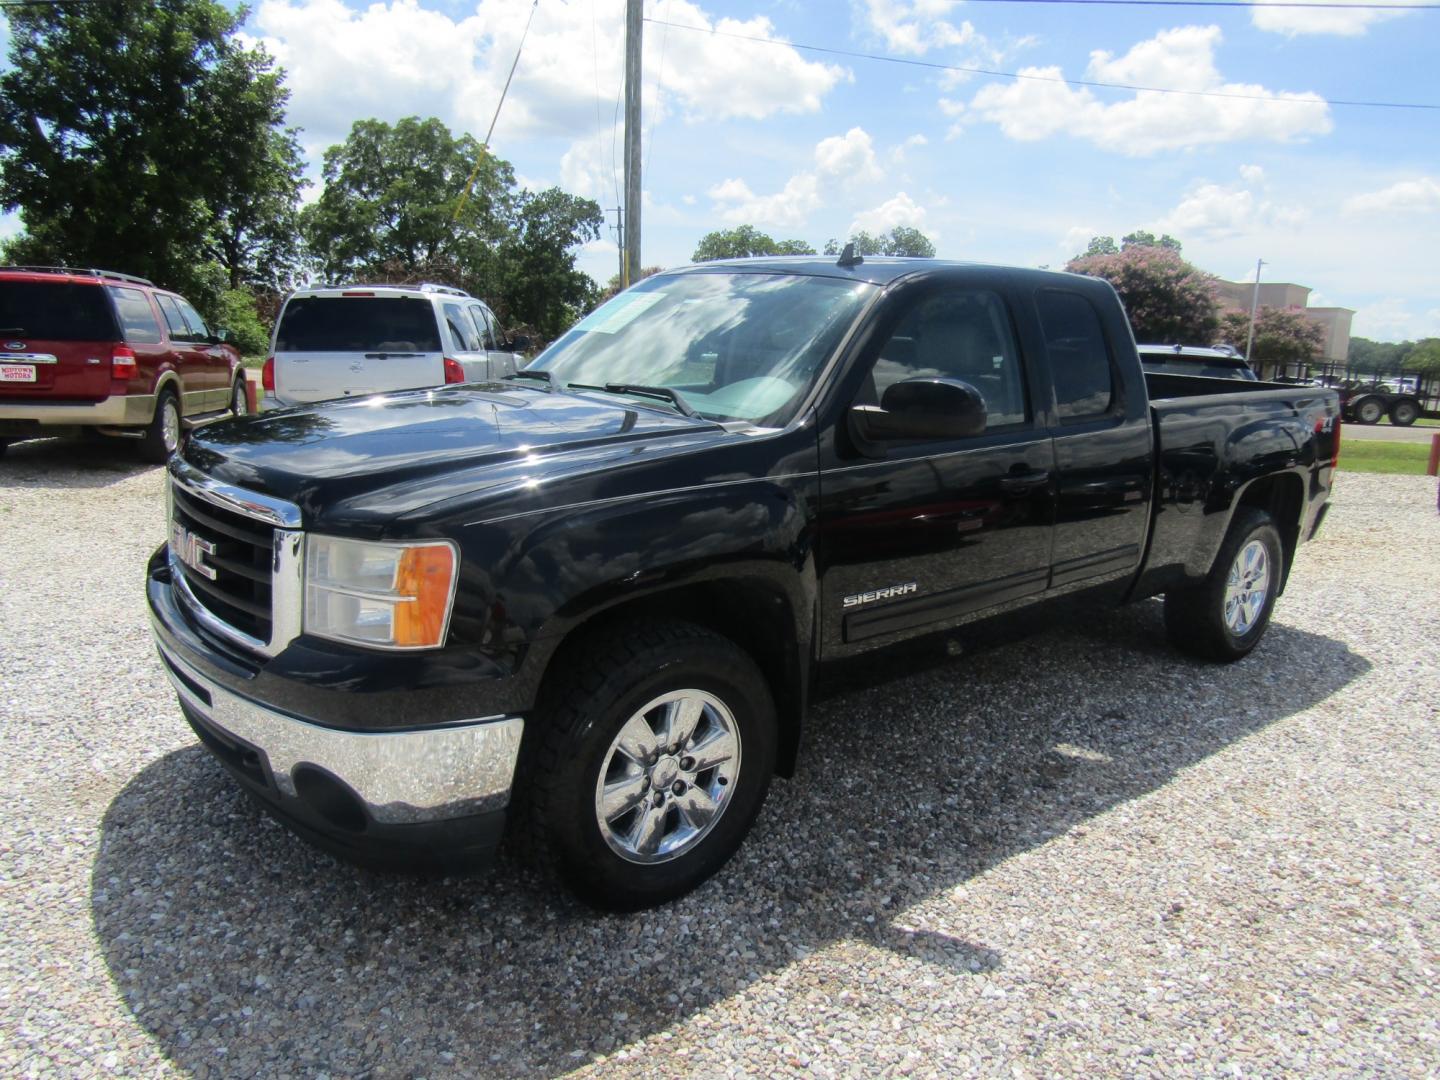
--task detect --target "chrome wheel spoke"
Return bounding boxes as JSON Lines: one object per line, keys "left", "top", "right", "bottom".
{"left": 600, "top": 771, "right": 649, "bottom": 821}
{"left": 675, "top": 785, "right": 718, "bottom": 831}
{"left": 629, "top": 801, "right": 668, "bottom": 856}
{"left": 667, "top": 696, "right": 706, "bottom": 750}
{"left": 688, "top": 730, "right": 737, "bottom": 773}
{"left": 614, "top": 713, "right": 659, "bottom": 766}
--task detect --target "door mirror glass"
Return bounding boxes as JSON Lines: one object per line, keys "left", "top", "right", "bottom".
{"left": 209, "top": 328, "right": 230, "bottom": 345}
{"left": 507, "top": 334, "right": 532, "bottom": 353}
{"left": 849, "top": 377, "right": 987, "bottom": 444}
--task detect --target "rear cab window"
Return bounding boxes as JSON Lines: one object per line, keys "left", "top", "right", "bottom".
{"left": 1036, "top": 290, "right": 1118, "bottom": 423}
{"left": 106, "top": 286, "right": 163, "bottom": 344}
{"left": 275, "top": 297, "right": 442, "bottom": 353}
{"left": 0, "top": 280, "right": 119, "bottom": 341}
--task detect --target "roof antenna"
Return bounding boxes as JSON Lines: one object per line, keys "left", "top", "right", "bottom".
{"left": 836, "top": 242, "right": 863, "bottom": 268}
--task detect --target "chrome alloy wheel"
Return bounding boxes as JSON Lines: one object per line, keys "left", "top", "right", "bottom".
{"left": 232, "top": 381, "right": 249, "bottom": 416}
{"left": 594, "top": 690, "right": 742, "bottom": 865}
{"left": 161, "top": 398, "right": 181, "bottom": 453}
{"left": 1223, "top": 539, "right": 1270, "bottom": 636}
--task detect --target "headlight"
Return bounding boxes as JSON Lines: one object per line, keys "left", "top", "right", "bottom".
{"left": 304, "top": 535, "right": 459, "bottom": 649}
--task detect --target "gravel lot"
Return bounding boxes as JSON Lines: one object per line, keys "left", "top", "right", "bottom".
{"left": 1, "top": 437, "right": 1437, "bottom": 1078}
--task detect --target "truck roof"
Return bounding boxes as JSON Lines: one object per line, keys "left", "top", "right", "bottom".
{"left": 668, "top": 256, "right": 1101, "bottom": 289}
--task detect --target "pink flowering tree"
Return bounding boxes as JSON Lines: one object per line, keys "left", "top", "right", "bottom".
{"left": 1065, "top": 247, "right": 1219, "bottom": 343}
{"left": 1219, "top": 306, "right": 1324, "bottom": 377}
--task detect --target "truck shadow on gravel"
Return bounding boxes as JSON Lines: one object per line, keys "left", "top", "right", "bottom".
{"left": 0, "top": 437, "right": 158, "bottom": 487}
{"left": 91, "top": 603, "right": 1367, "bottom": 1077}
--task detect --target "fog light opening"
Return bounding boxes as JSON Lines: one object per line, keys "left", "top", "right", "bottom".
{"left": 292, "top": 765, "right": 368, "bottom": 833}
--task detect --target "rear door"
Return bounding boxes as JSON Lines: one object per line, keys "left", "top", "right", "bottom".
{"left": 273, "top": 294, "right": 444, "bottom": 404}
{"left": 0, "top": 277, "right": 119, "bottom": 401}
{"left": 155, "top": 294, "right": 213, "bottom": 416}
{"left": 104, "top": 285, "right": 170, "bottom": 401}
{"left": 440, "top": 300, "right": 487, "bottom": 381}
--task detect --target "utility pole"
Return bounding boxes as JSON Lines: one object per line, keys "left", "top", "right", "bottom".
{"left": 1244, "top": 258, "right": 1265, "bottom": 371}
{"left": 623, "top": 0, "right": 642, "bottom": 289}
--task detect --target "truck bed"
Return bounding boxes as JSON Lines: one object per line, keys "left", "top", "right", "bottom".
{"left": 1136, "top": 372, "right": 1341, "bottom": 598}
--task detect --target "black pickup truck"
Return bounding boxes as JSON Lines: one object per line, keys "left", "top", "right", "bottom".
{"left": 147, "top": 257, "right": 1340, "bottom": 909}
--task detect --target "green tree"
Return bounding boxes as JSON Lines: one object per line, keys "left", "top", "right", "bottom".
{"left": 302, "top": 117, "right": 516, "bottom": 285}
{"left": 214, "top": 289, "right": 272, "bottom": 356}
{"left": 1218, "top": 306, "right": 1324, "bottom": 377}
{"left": 823, "top": 227, "right": 937, "bottom": 258}
{"left": 692, "top": 225, "right": 814, "bottom": 261}
{"left": 1082, "top": 236, "right": 1119, "bottom": 257}
{"left": 0, "top": 0, "right": 298, "bottom": 300}
{"left": 1121, "top": 230, "right": 1183, "bottom": 253}
{"left": 1347, "top": 336, "right": 1410, "bottom": 375}
{"left": 1066, "top": 246, "right": 1219, "bottom": 343}
{"left": 205, "top": 125, "right": 308, "bottom": 291}
{"left": 494, "top": 186, "right": 603, "bottom": 340}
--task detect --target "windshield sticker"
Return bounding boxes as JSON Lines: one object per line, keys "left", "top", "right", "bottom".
{"left": 573, "top": 291, "right": 665, "bottom": 335}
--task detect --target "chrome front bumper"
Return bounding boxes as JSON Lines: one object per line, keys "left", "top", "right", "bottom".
{"left": 154, "top": 637, "right": 524, "bottom": 826}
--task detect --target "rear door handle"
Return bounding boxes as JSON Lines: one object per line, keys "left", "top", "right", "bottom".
{"left": 998, "top": 470, "right": 1051, "bottom": 494}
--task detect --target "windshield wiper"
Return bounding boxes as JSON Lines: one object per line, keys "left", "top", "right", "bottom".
{"left": 0, "top": 327, "right": 26, "bottom": 335}
{"left": 502, "top": 369, "right": 552, "bottom": 384}
{"left": 598, "top": 383, "right": 699, "bottom": 418}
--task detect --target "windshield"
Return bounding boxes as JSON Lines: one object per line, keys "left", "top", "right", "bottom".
{"left": 529, "top": 272, "right": 875, "bottom": 424}
{"left": 276, "top": 296, "right": 442, "bottom": 353}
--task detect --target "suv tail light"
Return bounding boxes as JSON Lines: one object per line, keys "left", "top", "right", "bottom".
{"left": 443, "top": 357, "right": 465, "bottom": 384}
{"left": 111, "top": 345, "right": 137, "bottom": 380}
{"left": 261, "top": 356, "right": 275, "bottom": 392}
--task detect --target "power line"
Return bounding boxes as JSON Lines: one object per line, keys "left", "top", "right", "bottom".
{"left": 958, "top": 1, "right": 1436, "bottom": 8}
{"left": 644, "top": 17, "right": 1439, "bottom": 111}
{"left": 454, "top": 0, "right": 540, "bottom": 221}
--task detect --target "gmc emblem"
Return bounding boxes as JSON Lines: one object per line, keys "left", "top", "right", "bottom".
{"left": 171, "top": 522, "right": 218, "bottom": 580}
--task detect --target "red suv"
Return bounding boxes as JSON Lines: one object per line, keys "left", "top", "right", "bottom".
{"left": 0, "top": 266, "right": 247, "bottom": 461}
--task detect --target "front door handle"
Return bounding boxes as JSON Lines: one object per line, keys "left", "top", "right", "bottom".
{"left": 998, "top": 469, "right": 1051, "bottom": 494}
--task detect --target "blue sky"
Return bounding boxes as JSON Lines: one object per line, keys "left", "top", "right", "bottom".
{"left": 4, "top": 1, "right": 1438, "bottom": 340}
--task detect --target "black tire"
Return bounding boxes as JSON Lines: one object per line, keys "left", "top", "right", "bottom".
{"left": 1353, "top": 396, "right": 1384, "bottom": 425}
{"left": 521, "top": 620, "right": 777, "bottom": 911}
{"left": 231, "top": 378, "right": 249, "bottom": 418}
{"left": 139, "top": 387, "right": 181, "bottom": 463}
{"left": 1389, "top": 399, "right": 1419, "bottom": 427}
{"left": 1164, "top": 507, "right": 1284, "bottom": 662}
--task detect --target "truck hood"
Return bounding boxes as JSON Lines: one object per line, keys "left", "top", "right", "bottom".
{"left": 182, "top": 384, "right": 730, "bottom": 532}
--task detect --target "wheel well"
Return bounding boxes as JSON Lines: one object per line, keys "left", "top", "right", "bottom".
{"left": 1236, "top": 473, "right": 1304, "bottom": 591}
{"left": 533, "top": 580, "right": 808, "bottom": 777}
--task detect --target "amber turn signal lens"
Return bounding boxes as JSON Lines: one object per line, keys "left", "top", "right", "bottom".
{"left": 392, "top": 543, "right": 458, "bottom": 648}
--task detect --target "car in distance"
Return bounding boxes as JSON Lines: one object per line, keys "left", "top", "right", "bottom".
{"left": 1137, "top": 344, "right": 1257, "bottom": 381}
{"left": 261, "top": 283, "right": 530, "bottom": 408}
{"left": 149, "top": 257, "right": 1340, "bottom": 910}
{"left": 0, "top": 266, "right": 246, "bottom": 461}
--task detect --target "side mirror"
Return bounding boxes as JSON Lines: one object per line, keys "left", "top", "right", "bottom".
{"left": 208, "top": 329, "right": 230, "bottom": 345}
{"left": 849, "top": 377, "right": 987, "bottom": 448}
{"left": 507, "top": 334, "right": 532, "bottom": 353}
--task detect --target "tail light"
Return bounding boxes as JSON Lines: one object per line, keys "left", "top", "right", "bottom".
{"left": 443, "top": 357, "right": 465, "bottom": 384}
{"left": 1332, "top": 413, "right": 1341, "bottom": 466}
{"left": 111, "top": 345, "right": 137, "bottom": 380}
{"left": 261, "top": 356, "right": 275, "bottom": 392}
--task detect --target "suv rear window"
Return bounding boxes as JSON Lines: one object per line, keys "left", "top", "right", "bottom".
{"left": 1139, "top": 353, "right": 1256, "bottom": 380}
{"left": 0, "top": 280, "right": 119, "bottom": 341}
{"left": 275, "top": 297, "right": 442, "bottom": 353}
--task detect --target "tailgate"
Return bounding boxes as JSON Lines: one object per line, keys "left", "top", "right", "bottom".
{"left": 0, "top": 280, "right": 119, "bottom": 401}
{"left": 275, "top": 350, "right": 444, "bottom": 403}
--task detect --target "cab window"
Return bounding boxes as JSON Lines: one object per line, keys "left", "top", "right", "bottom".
{"left": 860, "top": 288, "right": 1028, "bottom": 430}
{"left": 1036, "top": 290, "right": 1117, "bottom": 422}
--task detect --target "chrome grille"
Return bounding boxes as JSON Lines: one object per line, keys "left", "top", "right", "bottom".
{"left": 171, "top": 484, "right": 276, "bottom": 641}
{"left": 167, "top": 459, "right": 304, "bottom": 657}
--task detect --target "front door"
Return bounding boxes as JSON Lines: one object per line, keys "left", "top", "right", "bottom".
{"left": 817, "top": 282, "right": 1056, "bottom": 658}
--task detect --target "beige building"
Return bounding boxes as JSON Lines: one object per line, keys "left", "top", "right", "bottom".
{"left": 1215, "top": 279, "right": 1355, "bottom": 378}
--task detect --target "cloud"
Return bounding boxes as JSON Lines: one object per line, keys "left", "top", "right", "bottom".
{"left": 850, "top": 192, "right": 929, "bottom": 236}
{"left": 1250, "top": 0, "right": 1424, "bottom": 38}
{"left": 1154, "top": 167, "right": 1306, "bottom": 240}
{"left": 966, "top": 26, "right": 1333, "bottom": 155}
{"left": 814, "top": 128, "right": 883, "bottom": 184}
{"left": 1349, "top": 298, "right": 1440, "bottom": 341}
{"left": 1239, "top": 164, "right": 1265, "bottom": 186}
{"left": 1341, "top": 177, "right": 1440, "bottom": 217}
{"left": 709, "top": 127, "right": 890, "bottom": 228}
{"left": 248, "top": 0, "right": 848, "bottom": 154}
{"left": 707, "top": 174, "right": 822, "bottom": 228}
{"left": 858, "top": 0, "right": 979, "bottom": 56}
